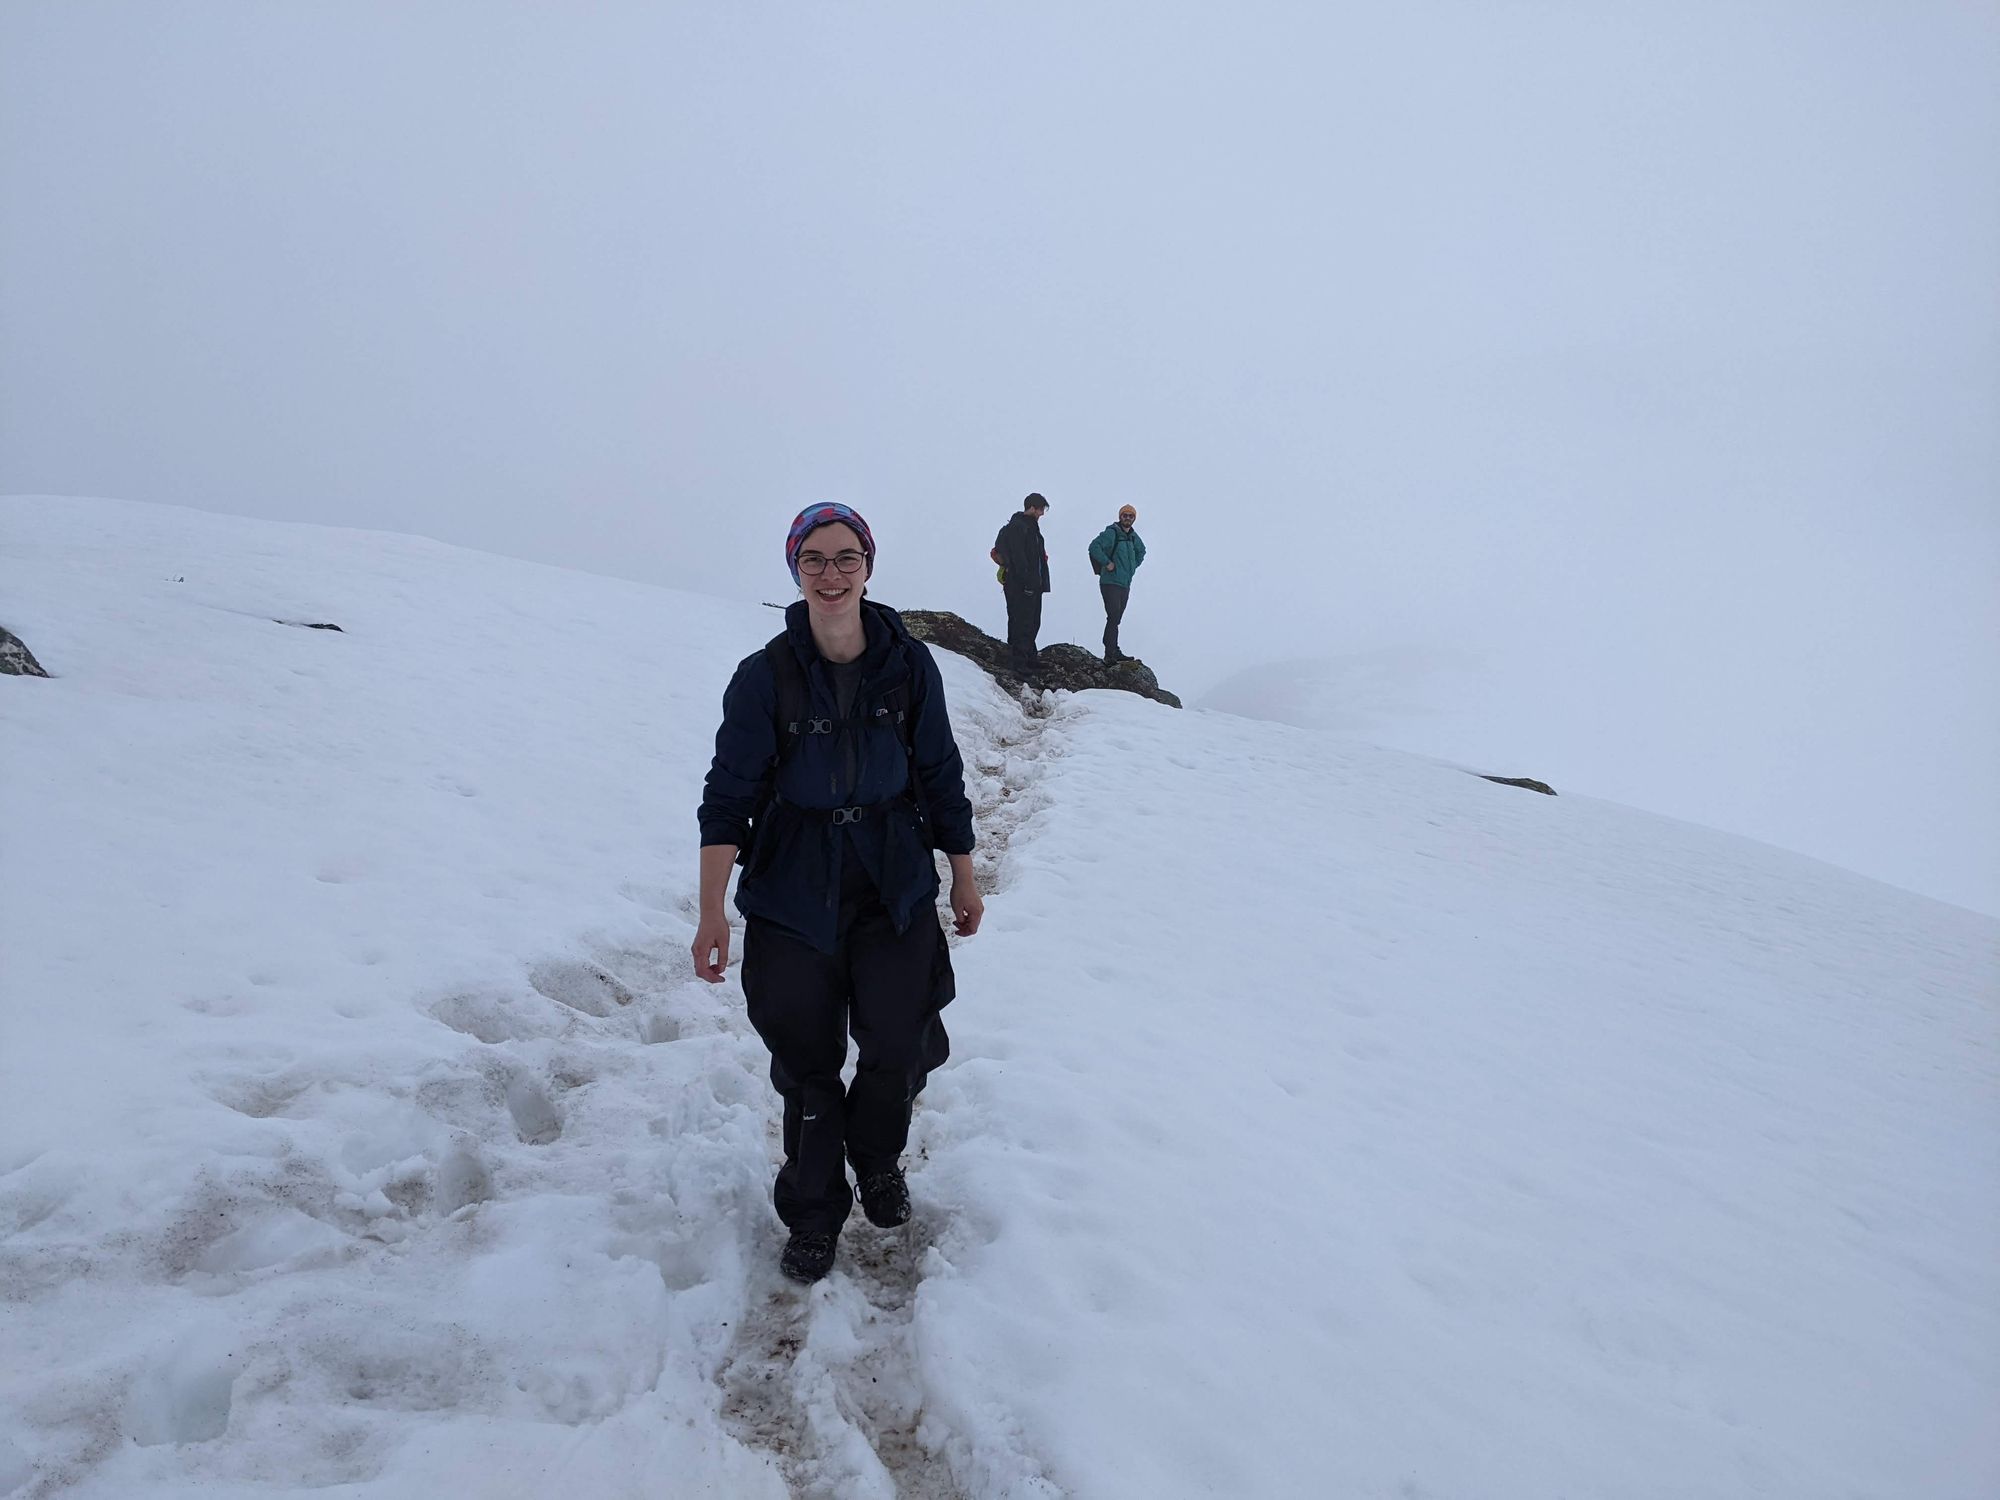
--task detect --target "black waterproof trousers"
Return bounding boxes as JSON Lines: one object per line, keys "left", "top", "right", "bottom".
{"left": 1100, "top": 581, "right": 1131, "bottom": 657}
{"left": 1003, "top": 586, "right": 1043, "bottom": 675}
{"left": 741, "top": 873, "right": 953, "bottom": 1234}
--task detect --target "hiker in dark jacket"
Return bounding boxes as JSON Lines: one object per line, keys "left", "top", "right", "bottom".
{"left": 991, "top": 492, "right": 1052, "bottom": 678}
{"left": 1087, "top": 504, "right": 1147, "bottom": 663}
{"left": 695, "top": 501, "right": 981, "bottom": 1284}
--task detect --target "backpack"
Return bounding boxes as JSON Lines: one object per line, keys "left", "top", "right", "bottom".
{"left": 738, "top": 630, "right": 933, "bottom": 865}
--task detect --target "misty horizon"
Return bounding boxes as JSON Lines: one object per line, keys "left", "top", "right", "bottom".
{"left": 3, "top": 1, "right": 1995, "bottom": 914}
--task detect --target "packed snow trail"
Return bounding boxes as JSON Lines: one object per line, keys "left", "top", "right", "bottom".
{"left": 4, "top": 498, "right": 1995, "bottom": 1498}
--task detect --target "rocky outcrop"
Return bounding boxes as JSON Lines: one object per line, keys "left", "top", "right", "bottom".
{"left": 0, "top": 627, "right": 50, "bottom": 678}
{"left": 899, "top": 610, "right": 1182, "bottom": 708}
{"left": 1480, "top": 775, "right": 1557, "bottom": 796}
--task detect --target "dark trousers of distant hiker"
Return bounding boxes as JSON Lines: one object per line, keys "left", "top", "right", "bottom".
{"left": 740, "top": 862, "right": 951, "bottom": 1234}
{"left": 1100, "top": 581, "right": 1131, "bottom": 659}
{"left": 1004, "top": 584, "right": 1043, "bottom": 676}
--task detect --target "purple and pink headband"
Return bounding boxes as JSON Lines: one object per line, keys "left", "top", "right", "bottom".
{"left": 786, "top": 503, "right": 876, "bottom": 584}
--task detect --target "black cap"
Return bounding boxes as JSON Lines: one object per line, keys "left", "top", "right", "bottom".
{"left": 1024, "top": 492, "right": 1049, "bottom": 511}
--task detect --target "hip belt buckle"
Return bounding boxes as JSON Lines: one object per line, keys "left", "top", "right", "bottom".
{"left": 831, "top": 806, "right": 865, "bottom": 826}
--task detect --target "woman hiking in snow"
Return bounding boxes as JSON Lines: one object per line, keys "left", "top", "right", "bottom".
{"left": 693, "top": 503, "right": 982, "bottom": 1284}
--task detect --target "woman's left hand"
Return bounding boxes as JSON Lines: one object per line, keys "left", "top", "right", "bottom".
{"left": 949, "top": 874, "right": 984, "bottom": 937}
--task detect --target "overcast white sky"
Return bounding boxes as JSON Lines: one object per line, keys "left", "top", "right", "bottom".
{"left": 4, "top": 1, "right": 1996, "bottom": 915}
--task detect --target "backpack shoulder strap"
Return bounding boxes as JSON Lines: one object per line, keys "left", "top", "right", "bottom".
{"left": 895, "top": 637, "right": 927, "bottom": 729}
{"left": 887, "top": 640, "right": 932, "bottom": 838}
{"left": 762, "top": 632, "right": 812, "bottom": 765}
{"left": 735, "top": 634, "right": 809, "bottom": 869}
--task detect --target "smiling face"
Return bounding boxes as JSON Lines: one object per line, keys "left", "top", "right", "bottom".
{"left": 796, "top": 520, "right": 870, "bottom": 623}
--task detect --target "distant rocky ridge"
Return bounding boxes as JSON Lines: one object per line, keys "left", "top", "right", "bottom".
{"left": 899, "top": 609, "right": 1182, "bottom": 708}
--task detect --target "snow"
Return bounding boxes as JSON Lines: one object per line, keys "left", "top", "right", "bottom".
{"left": 3, "top": 495, "right": 1996, "bottom": 1498}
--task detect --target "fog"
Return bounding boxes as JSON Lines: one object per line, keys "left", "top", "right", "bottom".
{"left": 4, "top": 2, "right": 1995, "bottom": 914}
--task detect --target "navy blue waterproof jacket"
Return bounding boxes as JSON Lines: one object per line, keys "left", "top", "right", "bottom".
{"left": 993, "top": 511, "right": 1052, "bottom": 593}
{"left": 698, "top": 601, "right": 976, "bottom": 954}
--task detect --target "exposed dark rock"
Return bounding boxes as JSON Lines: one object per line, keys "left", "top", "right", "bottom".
{"left": 900, "top": 609, "right": 1181, "bottom": 708}
{"left": 275, "top": 620, "right": 344, "bottom": 632}
{"left": 1480, "top": 774, "right": 1557, "bottom": 796}
{"left": 0, "top": 627, "right": 50, "bottom": 678}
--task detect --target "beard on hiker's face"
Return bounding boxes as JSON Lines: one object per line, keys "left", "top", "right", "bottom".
{"left": 798, "top": 521, "right": 869, "bottom": 618}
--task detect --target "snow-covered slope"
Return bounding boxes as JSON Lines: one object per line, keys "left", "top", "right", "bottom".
{"left": 3, "top": 497, "right": 1994, "bottom": 1499}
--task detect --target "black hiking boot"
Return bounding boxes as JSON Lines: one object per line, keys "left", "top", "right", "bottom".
{"left": 856, "top": 1169, "right": 911, "bottom": 1228}
{"left": 780, "top": 1229, "right": 838, "bottom": 1283}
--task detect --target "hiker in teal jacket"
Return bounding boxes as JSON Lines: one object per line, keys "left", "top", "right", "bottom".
{"left": 1088, "top": 505, "right": 1147, "bottom": 663}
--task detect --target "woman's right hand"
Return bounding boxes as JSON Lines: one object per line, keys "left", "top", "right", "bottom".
{"left": 692, "top": 913, "right": 732, "bottom": 984}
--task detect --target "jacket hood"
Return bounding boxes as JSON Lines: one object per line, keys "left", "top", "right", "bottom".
{"left": 781, "top": 598, "right": 914, "bottom": 669}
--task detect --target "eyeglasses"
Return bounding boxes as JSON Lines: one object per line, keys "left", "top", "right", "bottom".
{"left": 797, "top": 550, "right": 867, "bottom": 576}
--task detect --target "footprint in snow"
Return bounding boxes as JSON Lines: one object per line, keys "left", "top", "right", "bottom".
{"left": 717, "top": 1205, "right": 968, "bottom": 1498}
{"left": 504, "top": 1076, "right": 562, "bottom": 1145}
{"left": 429, "top": 988, "right": 567, "bottom": 1044}
{"left": 527, "top": 958, "right": 633, "bottom": 1017}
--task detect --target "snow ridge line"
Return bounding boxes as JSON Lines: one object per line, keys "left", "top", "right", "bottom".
{"left": 711, "top": 680, "right": 1067, "bottom": 1499}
